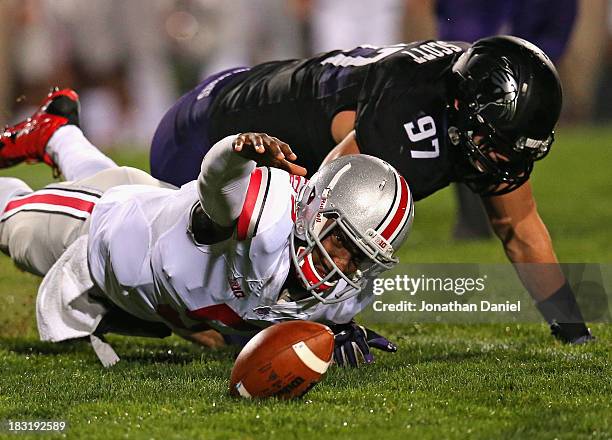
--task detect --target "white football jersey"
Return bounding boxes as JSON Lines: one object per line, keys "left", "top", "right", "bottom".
{"left": 87, "top": 168, "right": 372, "bottom": 335}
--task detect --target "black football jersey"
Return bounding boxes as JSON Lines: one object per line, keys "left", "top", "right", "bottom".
{"left": 208, "top": 40, "right": 470, "bottom": 200}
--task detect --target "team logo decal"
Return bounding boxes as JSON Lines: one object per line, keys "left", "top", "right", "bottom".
{"left": 484, "top": 62, "right": 518, "bottom": 121}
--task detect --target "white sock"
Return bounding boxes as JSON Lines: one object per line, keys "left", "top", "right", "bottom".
{"left": 46, "top": 125, "right": 118, "bottom": 181}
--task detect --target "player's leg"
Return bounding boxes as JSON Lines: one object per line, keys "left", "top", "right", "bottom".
{"left": 0, "top": 178, "right": 35, "bottom": 271}
{"left": 42, "top": 100, "right": 169, "bottom": 190}
{"left": 149, "top": 67, "right": 249, "bottom": 187}
{"left": 60, "top": 165, "right": 173, "bottom": 194}
{"left": 0, "top": 88, "right": 117, "bottom": 181}
{"left": 0, "top": 88, "right": 165, "bottom": 276}
{"left": 0, "top": 89, "right": 107, "bottom": 275}
{"left": 46, "top": 125, "right": 117, "bottom": 181}
{"left": 0, "top": 176, "right": 93, "bottom": 276}
{"left": 0, "top": 167, "right": 169, "bottom": 278}
{"left": 47, "top": 125, "right": 168, "bottom": 191}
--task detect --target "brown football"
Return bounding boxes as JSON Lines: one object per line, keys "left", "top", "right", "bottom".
{"left": 229, "top": 320, "right": 334, "bottom": 399}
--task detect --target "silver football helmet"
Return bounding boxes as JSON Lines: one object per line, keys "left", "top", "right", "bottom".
{"left": 291, "top": 154, "right": 414, "bottom": 303}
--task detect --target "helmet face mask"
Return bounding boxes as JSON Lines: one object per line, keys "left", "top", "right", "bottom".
{"left": 449, "top": 36, "right": 562, "bottom": 196}
{"left": 290, "top": 155, "right": 413, "bottom": 304}
{"left": 449, "top": 122, "right": 538, "bottom": 195}
{"left": 291, "top": 210, "right": 398, "bottom": 303}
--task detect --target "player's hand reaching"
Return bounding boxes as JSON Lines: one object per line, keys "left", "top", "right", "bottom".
{"left": 233, "top": 132, "right": 307, "bottom": 176}
{"left": 330, "top": 321, "right": 398, "bottom": 367}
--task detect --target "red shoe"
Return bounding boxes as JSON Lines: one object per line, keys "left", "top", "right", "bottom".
{"left": 0, "top": 88, "right": 80, "bottom": 170}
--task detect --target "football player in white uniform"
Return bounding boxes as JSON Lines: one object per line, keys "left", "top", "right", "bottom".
{"left": 0, "top": 89, "right": 414, "bottom": 366}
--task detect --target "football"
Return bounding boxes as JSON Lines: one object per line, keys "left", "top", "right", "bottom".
{"left": 229, "top": 320, "right": 334, "bottom": 399}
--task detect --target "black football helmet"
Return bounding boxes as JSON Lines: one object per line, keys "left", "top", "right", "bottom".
{"left": 448, "top": 35, "right": 562, "bottom": 196}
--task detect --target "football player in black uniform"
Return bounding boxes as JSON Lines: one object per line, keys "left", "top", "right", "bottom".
{"left": 148, "top": 35, "right": 592, "bottom": 345}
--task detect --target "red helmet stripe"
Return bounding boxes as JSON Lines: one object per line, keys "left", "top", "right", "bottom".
{"left": 380, "top": 174, "right": 410, "bottom": 241}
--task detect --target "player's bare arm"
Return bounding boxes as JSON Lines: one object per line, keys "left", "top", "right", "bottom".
{"left": 483, "top": 181, "right": 566, "bottom": 301}
{"left": 483, "top": 181, "right": 590, "bottom": 342}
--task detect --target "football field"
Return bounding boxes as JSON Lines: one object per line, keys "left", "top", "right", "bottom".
{"left": 1, "top": 126, "right": 611, "bottom": 439}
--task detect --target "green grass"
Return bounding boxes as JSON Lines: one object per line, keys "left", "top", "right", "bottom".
{"left": 1, "top": 125, "right": 611, "bottom": 439}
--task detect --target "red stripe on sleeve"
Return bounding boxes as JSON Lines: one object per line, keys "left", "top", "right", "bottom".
{"left": 236, "top": 168, "right": 262, "bottom": 240}
{"left": 381, "top": 176, "right": 409, "bottom": 240}
{"left": 4, "top": 193, "right": 95, "bottom": 214}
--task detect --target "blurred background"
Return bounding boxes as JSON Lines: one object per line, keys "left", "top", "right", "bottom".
{"left": 1, "top": 0, "right": 611, "bottom": 150}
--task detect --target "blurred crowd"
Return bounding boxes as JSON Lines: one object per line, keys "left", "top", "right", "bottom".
{"left": 1, "top": 0, "right": 611, "bottom": 148}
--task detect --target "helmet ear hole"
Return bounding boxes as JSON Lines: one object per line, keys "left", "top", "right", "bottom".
{"left": 306, "top": 187, "right": 316, "bottom": 204}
